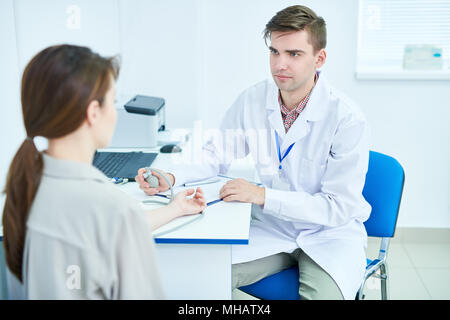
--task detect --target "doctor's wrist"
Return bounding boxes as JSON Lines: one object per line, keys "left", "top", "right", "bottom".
{"left": 253, "top": 186, "right": 265, "bottom": 206}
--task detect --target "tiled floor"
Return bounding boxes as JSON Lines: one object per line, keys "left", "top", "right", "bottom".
{"left": 232, "top": 228, "right": 450, "bottom": 300}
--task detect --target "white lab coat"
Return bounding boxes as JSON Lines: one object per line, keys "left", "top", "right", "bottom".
{"left": 169, "top": 71, "right": 371, "bottom": 300}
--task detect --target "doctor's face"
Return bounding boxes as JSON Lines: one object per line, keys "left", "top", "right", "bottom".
{"left": 269, "top": 30, "right": 326, "bottom": 93}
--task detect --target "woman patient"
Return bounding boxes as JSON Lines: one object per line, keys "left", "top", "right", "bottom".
{"left": 2, "top": 44, "right": 206, "bottom": 299}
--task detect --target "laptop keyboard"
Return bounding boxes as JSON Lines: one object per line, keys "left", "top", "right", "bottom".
{"left": 93, "top": 152, "right": 134, "bottom": 178}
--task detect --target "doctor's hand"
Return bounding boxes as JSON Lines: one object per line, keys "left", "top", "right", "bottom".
{"left": 169, "top": 188, "right": 207, "bottom": 217}
{"left": 219, "top": 178, "right": 265, "bottom": 206}
{"left": 135, "top": 168, "right": 175, "bottom": 195}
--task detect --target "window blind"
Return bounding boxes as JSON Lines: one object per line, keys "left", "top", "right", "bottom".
{"left": 357, "top": 0, "right": 450, "bottom": 71}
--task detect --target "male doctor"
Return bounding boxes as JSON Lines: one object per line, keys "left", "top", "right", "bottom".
{"left": 136, "top": 5, "right": 371, "bottom": 300}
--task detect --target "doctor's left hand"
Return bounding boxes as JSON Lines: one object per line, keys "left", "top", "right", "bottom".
{"left": 219, "top": 178, "right": 265, "bottom": 206}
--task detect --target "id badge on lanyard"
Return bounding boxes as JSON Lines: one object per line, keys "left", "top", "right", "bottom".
{"left": 272, "top": 131, "right": 294, "bottom": 191}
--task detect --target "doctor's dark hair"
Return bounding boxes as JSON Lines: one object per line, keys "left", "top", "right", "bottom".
{"left": 264, "top": 5, "right": 327, "bottom": 54}
{"left": 2, "top": 44, "right": 120, "bottom": 282}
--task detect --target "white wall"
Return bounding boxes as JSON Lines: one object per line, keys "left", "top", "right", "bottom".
{"left": 0, "top": 0, "right": 449, "bottom": 228}
{"left": 13, "top": 0, "right": 121, "bottom": 73}
{"left": 116, "top": 0, "right": 200, "bottom": 128}
{"left": 0, "top": 0, "right": 22, "bottom": 218}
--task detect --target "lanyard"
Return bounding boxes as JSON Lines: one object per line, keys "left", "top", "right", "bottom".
{"left": 275, "top": 131, "right": 295, "bottom": 170}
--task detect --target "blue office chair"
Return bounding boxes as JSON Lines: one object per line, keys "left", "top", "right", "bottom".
{"left": 238, "top": 151, "right": 405, "bottom": 300}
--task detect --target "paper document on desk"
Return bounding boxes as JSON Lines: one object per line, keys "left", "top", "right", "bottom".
{"left": 187, "top": 176, "right": 231, "bottom": 204}
{"left": 178, "top": 175, "right": 262, "bottom": 204}
{"left": 159, "top": 175, "right": 233, "bottom": 204}
{"left": 148, "top": 176, "right": 233, "bottom": 236}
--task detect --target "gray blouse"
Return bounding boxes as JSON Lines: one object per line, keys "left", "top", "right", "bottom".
{"left": 7, "top": 153, "right": 165, "bottom": 299}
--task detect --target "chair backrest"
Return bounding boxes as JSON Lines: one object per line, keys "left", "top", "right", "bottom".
{"left": 362, "top": 151, "right": 405, "bottom": 238}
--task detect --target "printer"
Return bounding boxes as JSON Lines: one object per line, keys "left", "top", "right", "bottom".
{"left": 109, "top": 95, "right": 166, "bottom": 148}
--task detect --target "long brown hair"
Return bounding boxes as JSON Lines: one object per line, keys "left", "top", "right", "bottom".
{"left": 2, "top": 44, "right": 120, "bottom": 282}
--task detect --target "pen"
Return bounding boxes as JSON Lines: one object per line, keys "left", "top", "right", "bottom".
{"left": 207, "top": 199, "right": 223, "bottom": 206}
{"left": 217, "top": 174, "right": 263, "bottom": 186}
{"left": 154, "top": 194, "right": 171, "bottom": 200}
{"left": 183, "top": 178, "right": 221, "bottom": 187}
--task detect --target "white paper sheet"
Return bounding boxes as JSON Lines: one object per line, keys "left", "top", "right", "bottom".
{"left": 147, "top": 176, "right": 234, "bottom": 236}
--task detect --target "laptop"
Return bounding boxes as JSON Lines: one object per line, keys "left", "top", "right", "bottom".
{"left": 93, "top": 151, "right": 158, "bottom": 181}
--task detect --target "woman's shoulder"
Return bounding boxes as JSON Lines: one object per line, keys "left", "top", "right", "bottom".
{"left": 27, "top": 175, "right": 146, "bottom": 242}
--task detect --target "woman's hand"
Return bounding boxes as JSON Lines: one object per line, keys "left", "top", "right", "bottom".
{"left": 135, "top": 168, "right": 175, "bottom": 195}
{"left": 169, "top": 187, "right": 207, "bottom": 217}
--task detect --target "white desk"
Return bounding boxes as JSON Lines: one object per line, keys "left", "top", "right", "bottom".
{"left": 106, "top": 147, "right": 252, "bottom": 299}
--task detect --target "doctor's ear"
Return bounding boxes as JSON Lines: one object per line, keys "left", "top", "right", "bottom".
{"left": 314, "top": 49, "right": 326, "bottom": 69}
{"left": 86, "top": 100, "right": 101, "bottom": 126}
